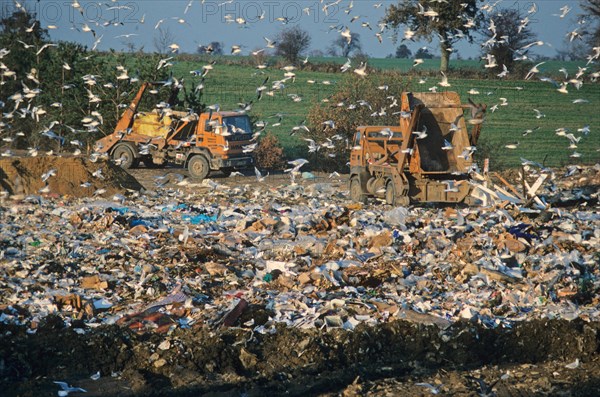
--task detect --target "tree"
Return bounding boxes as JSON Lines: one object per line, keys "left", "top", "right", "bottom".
{"left": 479, "top": 8, "right": 537, "bottom": 72}
{"left": 328, "top": 32, "right": 362, "bottom": 57}
{"left": 395, "top": 44, "right": 412, "bottom": 58}
{"left": 154, "top": 27, "right": 175, "bottom": 54}
{"left": 383, "top": 0, "right": 484, "bottom": 71}
{"left": 415, "top": 47, "right": 434, "bottom": 59}
{"left": 581, "top": 0, "right": 600, "bottom": 48}
{"left": 275, "top": 26, "right": 311, "bottom": 64}
{"left": 198, "top": 41, "right": 223, "bottom": 55}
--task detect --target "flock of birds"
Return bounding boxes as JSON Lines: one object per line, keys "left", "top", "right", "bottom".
{"left": 0, "top": 0, "right": 598, "bottom": 194}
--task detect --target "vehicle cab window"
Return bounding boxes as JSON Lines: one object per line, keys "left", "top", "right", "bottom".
{"left": 353, "top": 131, "right": 361, "bottom": 147}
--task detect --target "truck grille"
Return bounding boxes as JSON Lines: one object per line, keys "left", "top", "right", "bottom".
{"left": 227, "top": 134, "right": 253, "bottom": 142}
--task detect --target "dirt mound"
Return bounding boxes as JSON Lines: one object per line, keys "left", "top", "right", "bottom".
{"left": 0, "top": 156, "right": 142, "bottom": 198}
{"left": 1, "top": 319, "right": 599, "bottom": 396}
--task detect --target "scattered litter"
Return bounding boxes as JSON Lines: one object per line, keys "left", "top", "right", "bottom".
{"left": 0, "top": 164, "right": 598, "bottom": 342}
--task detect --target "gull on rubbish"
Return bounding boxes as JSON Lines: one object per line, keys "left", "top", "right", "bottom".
{"left": 415, "top": 382, "right": 442, "bottom": 394}
{"left": 92, "top": 169, "right": 104, "bottom": 179}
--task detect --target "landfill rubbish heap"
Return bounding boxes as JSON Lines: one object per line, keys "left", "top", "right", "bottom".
{"left": 0, "top": 163, "right": 599, "bottom": 396}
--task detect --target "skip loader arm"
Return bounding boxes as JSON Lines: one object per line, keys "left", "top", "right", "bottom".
{"left": 113, "top": 82, "right": 151, "bottom": 134}
{"left": 397, "top": 104, "right": 423, "bottom": 172}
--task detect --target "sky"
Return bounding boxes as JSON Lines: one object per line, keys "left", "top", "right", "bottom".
{"left": 9, "top": 0, "right": 588, "bottom": 59}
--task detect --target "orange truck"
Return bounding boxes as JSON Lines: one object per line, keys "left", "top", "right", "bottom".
{"left": 349, "top": 91, "right": 485, "bottom": 206}
{"left": 95, "top": 82, "right": 254, "bottom": 179}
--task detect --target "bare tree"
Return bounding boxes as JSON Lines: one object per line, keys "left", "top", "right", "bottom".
{"left": 275, "top": 26, "right": 311, "bottom": 64}
{"left": 154, "top": 27, "right": 175, "bottom": 54}
{"left": 581, "top": 0, "right": 600, "bottom": 48}
{"left": 479, "top": 8, "right": 537, "bottom": 72}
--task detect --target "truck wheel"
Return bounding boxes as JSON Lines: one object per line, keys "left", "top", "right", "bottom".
{"left": 350, "top": 177, "right": 366, "bottom": 203}
{"left": 385, "top": 181, "right": 395, "bottom": 205}
{"left": 113, "top": 144, "right": 137, "bottom": 169}
{"left": 386, "top": 180, "right": 409, "bottom": 206}
{"left": 188, "top": 155, "right": 210, "bottom": 180}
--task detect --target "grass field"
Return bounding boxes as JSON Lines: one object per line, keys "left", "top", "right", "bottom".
{"left": 171, "top": 58, "right": 599, "bottom": 169}
{"left": 308, "top": 57, "right": 593, "bottom": 75}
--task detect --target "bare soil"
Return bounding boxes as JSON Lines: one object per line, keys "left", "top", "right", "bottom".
{"left": 0, "top": 156, "right": 142, "bottom": 198}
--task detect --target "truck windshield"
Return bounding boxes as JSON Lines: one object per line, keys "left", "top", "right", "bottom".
{"left": 223, "top": 116, "right": 252, "bottom": 134}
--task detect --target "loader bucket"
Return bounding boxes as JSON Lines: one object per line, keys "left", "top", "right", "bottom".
{"left": 407, "top": 92, "right": 473, "bottom": 175}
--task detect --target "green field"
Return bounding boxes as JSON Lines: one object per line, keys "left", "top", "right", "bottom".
{"left": 310, "top": 57, "right": 593, "bottom": 75}
{"left": 171, "top": 58, "right": 599, "bottom": 168}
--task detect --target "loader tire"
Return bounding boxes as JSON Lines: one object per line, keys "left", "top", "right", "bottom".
{"left": 188, "top": 155, "right": 210, "bottom": 180}
{"left": 113, "top": 144, "right": 138, "bottom": 169}
{"left": 350, "top": 176, "right": 366, "bottom": 204}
